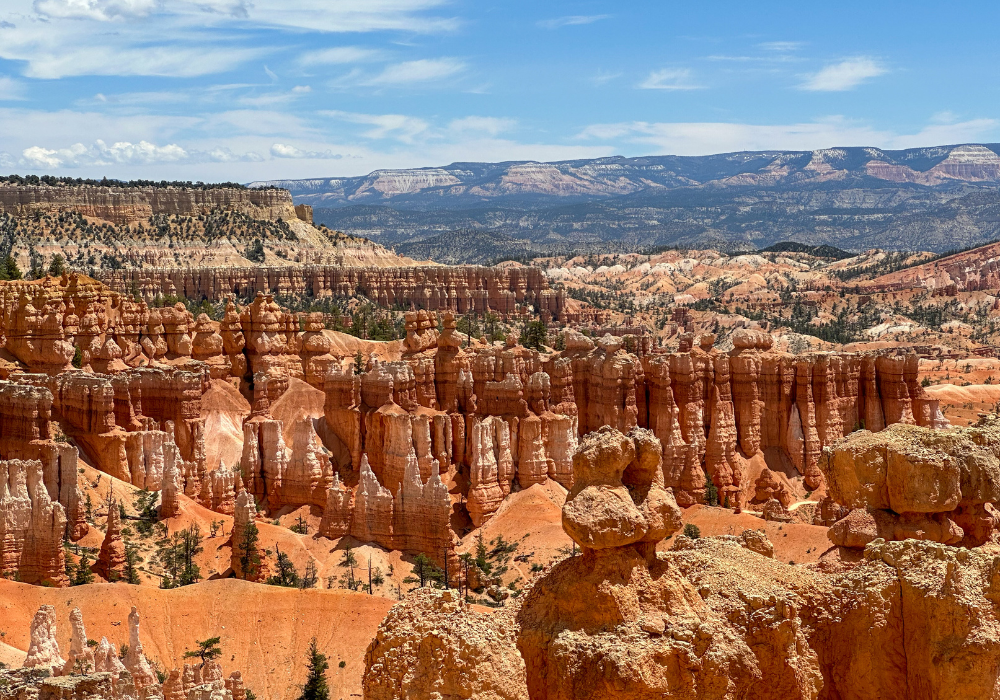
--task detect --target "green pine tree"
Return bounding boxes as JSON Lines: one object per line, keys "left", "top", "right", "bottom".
{"left": 48, "top": 254, "right": 66, "bottom": 277}
{"left": 297, "top": 638, "right": 329, "bottom": 700}
{"left": 73, "top": 553, "right": 95, "bottom": 585}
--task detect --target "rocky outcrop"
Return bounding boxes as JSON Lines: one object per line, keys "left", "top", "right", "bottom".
{"left": 346, "top": 454, "right": 456, "bottom": 576}
{"left": 0, "top": 183, "right": 299, "bottom": 225}
{"left": 0, "top": 381, "right": 87, "bottom": 539}
{"left": 96, "top": 497, "right": 127, "bottom": 582}
{"left": 105, "top": 265, "right": 564, "bottom": 320}
{"left": 23, "top": 606, "right": 65, "bottom": 671}
{"left": 518, "top": 427, "right": 760, "bottom": 700}
{"left": 822, "top": 417, "right": 1000, "bottom": 547}
{"left": 11, "top": 606, "right": 249, "bottom": 700}
{"left": 807, "top": 539, "right": 1000, "bottom": 700}
{"left": 363, "top": 589, "right": 528, "bottom": 700}
{"left": 0, "top": 459, "right": 68, "bottom": 586}
{"left": 60, "top": 608, "right": 96, "bottom": 676}
{"left": 124, "top": 607, "right": 158, "bottom": 691}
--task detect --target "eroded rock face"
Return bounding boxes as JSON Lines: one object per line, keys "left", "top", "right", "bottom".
{"left": 12, "top": 605, "right": 247, "bottom": 700}
{"left": 0, "top": 459, "right": 68, "bottom": 586}
{"left": 517, "top": 545, "right": 760, "bottom": 700}
{"left": 23, "top": 606, "right": 65, "bottom": 671}
{"left": 367, "top": 424, "right": 1000, "bottom": 700}
{"left": 822, "top": 418, "right": 1000, "bottom": 547}
{"left": 562, "top": 426, "right": 682, "bottom": 557}
{"left": 518, "top": 427, "right": 762, "bottom": 700}
{"left": 97, "top": 497, "right": 127, "bottom": 582}
{"left": 363, "top": 588, "right": 528, "bottom": 700}
{"left": 808, "top": 539, "right": 1000, "bottom": 700}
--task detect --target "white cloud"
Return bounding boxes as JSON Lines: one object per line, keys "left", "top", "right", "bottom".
{"left": 0, "top": 0, "right": 455, "bottom": 80}
{"left": 448, "top": 116, "right": 516, "bottom": 136}
{"left": 323, "top": 110, "right": 430, "bottom": 142}
{"left": 800, "top": 57, "right": 887, "bottom": 91}
{"left": 537, "top": 15, "right": 610, "bottom": 29}
{"left": 298, "top": 46, "right": 384, "bottom": 66}
{"left": 19, "top": 139, "right": 265, "bottom": 167}
{"left": 638, "top": 68, "right": 702, "bottom": 91}
{"left": 577, "top": 117, "right": 1000, "bottom": 155}
{"left": 363, "top": 58, "right": 466, "bottom": 86}
{"left": 590, "top": 70, "right": 622, "bottom": 86}
{"left": 891, "top": 119, "right": 999, "bottom": 149}
{"left": 237, "top": 86, "right": 312, "bottom": 107}
{"left": 271, "top": 143, "right": 344, "bottom": 159}
{"left": 33, "top": 0, "right": 160, "bottom": 21}
{"left": 19, "top": 41, "right": 268, "bottom": 79}
{"left": 757, "top": 41, "right": 803, "bottom": 52}
{"left": 0, "top": 76, "right": 25, "bottom": 100}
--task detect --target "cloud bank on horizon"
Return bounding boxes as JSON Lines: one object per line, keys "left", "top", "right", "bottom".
{"left": 0, "top": 0, "right": 998, "bottom": 180}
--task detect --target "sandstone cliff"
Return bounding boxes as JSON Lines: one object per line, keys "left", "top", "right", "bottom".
{"left": 822, "top": 415, "right": 1000, "bottom": 548}
{"left": 366, "top": 424, "right": 1000, "bottom": 700}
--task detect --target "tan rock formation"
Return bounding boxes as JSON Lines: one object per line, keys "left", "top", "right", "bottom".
{"left": 0, "top": 459, "right": 68, "bottom": 586}
{"left": 124, "top": 607, "right": 158, "bottom": 690}
{"left": 23, "top": 605, "right": 65, "bottom": 671}
{"left": 363, "top": 589, "right": 528, "bottom": 700}
{"left": 97, "top": 496, "right": 127, "bottom": 582}
{"left": 106, "top": 265, "right": 563, "bottom": 320}
{"left": 808, "top": 539, "right": 1000, "bottom": 700}
{"left": 60, "top": 607, "right": 96, "bottom": 676}
{"left": 822, "top": 417, "right": 1000, "bottom": 546}
{"left": 0, "top": 183, "right": 299, "bottom": 225}
{"left": 231, "top": 490, "right": 266, "bottom": 581}
{"left": 94, "top": 637, "right": 127, "bottom": 679}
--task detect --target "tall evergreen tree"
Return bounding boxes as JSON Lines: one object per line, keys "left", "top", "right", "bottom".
{"left": 298, "top": 638, "right": 329, "bottom": 700}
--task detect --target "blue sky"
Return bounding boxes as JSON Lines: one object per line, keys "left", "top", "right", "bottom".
{"left": 1, "top": 0, "right": 999, "bottom": 181}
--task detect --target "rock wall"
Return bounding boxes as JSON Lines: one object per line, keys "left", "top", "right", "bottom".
{"left": 0, "top": 183, "right": 299, "bottom": 225}
{"left": 103, "top": 265, "right": 565, "bottom": 319}
{"left": 0, "top": 381, "right": 87, "bottom": 540}
{"left": 367, "top": 424, "right": 1000, "bottom": 700}
{"left": 822, "top": 416, "right": 1000, "bottom": 547}
{"left": 0, "top": 459, "right": 68, "bottom": 586}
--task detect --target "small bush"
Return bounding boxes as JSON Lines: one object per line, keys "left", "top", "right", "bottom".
{"left": 683, "top": 524, "right": 701, "bottom": 540}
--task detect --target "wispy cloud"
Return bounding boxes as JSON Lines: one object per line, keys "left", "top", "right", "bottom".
{"left": 0, "top": 0, "right": 457, "bottom": 80}
{"left": 237, "top": 85, "right": 312, "bottom": 107}
{"left": 576, "top": 117, "right": 1000, "bottom": 155}
{"left": 758, "top": 41, "right": 804, "bottom": 52}
{"left": 362, "top": 58, "right": 465, "bottom": 86}
{"left": 638, "top": 68, "right": 702, "bottom": 91}
{"left": 0, "top": 76, "right": 25, "bottom": 101}
{"left": 799, "top": 57, "right": 887, "bottom": 91}
{"left": 298, "top": 46, "right": 384, "bottom": 66}
{"left": 537, "top": 14, "right": 610, "bottom": 29}
{"left": 270, "top": 143, "right": 344, "bottom": 159}
{"left": 322, "top": 110, "right": 431, "bottom": 142}
{"left": 591, "top": 69, "right": 622, "bottom": 86}
{"left": 448, "top": 116, "right": 516, "bottom": 135}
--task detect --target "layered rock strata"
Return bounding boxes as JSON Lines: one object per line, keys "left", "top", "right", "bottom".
{"left": 822, "top": 417, "right": 1000, "bottom": 547}
{"left": 368, "top": 425, "right": 1000, "bottom": 700}
{"left": 0, "top": 459, "right": 68, "bottom": 586}
{"left": 104, "top": 265, "right": 565, "bottom": 320}
{"left": 0, "top": 183, "right": 300, "bottom": 225}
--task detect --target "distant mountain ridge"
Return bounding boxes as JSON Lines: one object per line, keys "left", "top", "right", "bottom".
{"left": 250, "top": 144, "right": 1000, "bottom": 210}
{"left": 250, "top": 144, "right": 1000, "bottom": 257}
